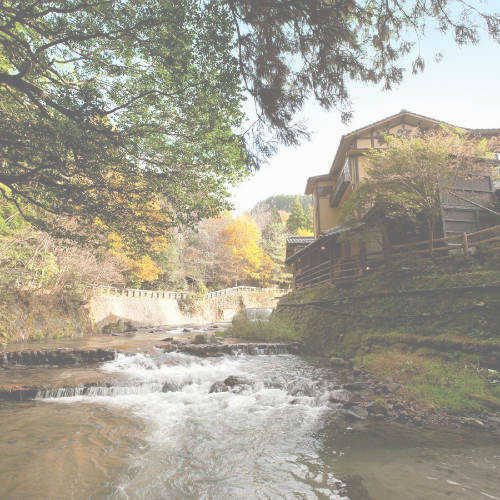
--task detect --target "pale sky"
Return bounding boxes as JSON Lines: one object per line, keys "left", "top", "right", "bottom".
{"left": 231, "top": 29, "right": 500, "bottom": 213}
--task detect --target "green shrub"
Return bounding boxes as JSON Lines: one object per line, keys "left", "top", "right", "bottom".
{"left": 227, "top": 315, "right": 300, "bottom": 341}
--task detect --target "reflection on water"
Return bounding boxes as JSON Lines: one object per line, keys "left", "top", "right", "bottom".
{"left": 0, "top": 351, "right": 498, "bottom": 499}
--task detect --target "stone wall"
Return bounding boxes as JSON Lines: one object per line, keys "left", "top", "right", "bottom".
{"left": 86, "top": 286, "right": 286, "bottom": 332}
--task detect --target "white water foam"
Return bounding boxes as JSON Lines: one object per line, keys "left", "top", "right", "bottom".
{"left": 41, "top": 352, "right": 347, "bottom": 498}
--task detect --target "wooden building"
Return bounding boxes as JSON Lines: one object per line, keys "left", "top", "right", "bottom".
{"left": 286, "top": 110, "right": 500, "bottom": 288}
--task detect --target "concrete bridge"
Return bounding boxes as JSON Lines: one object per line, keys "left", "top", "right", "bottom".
{"left": 86, "top": 285, "right": 288, "bottom": 332}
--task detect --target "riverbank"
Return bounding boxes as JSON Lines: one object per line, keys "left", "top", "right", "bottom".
{"left": 2, "top": 346, "right": 498, "bottom": 499}
{"left": 224, "top": 249, "right": 500, "bottom": 431}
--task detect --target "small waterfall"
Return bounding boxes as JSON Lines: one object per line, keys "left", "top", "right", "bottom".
{"left": 36, "top": 382, "right": 164, "bottom": 400}
{"left": 244, "top": 307, "right": 273, "bottom": 321}
{"left": 37, "top": 351, "right": 330, "bottom": 409}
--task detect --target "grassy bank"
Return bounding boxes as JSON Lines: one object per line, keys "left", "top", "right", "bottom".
{"left": 229, "top": 249, "right": 500, "bottom": 414}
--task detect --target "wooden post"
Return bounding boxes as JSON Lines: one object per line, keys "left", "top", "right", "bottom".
{"left": 462, "top": 232, "right": 469, "bottom": 254}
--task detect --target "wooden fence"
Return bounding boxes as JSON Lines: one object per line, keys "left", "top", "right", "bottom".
{"left": 294, "top": 225, "right": 500, "bottom": 289}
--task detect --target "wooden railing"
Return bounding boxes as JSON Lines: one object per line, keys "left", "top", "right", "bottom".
{"left": 295, "top": 225, "right": 500, "bottom": 289}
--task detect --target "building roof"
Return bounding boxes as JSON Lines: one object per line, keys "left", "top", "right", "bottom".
{"left": 470, "top": 129, "right": 500, "bottom": 135}
{"left": 305, "top": 111, "right": 500, "bottom": 193}
{"left": 327, "top": 110, "right": 500, "bottom": 178}
{"left": 286, "top": 236, "right": 315, "bottom": 244}
{"left": 328, "top": 110, "right": 468, "bottom": 178}
{"left": 285, "top": 224, "right": 362, "bottom": 264}
{"left": 305, "top": 174, "right": 331, "bottom": 195}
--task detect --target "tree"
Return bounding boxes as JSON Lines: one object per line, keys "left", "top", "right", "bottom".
{"left": 251, "top": 194, "right": 312, "bottom": 215}
{"left": 260, "top": 208, "right": 290, "bottom": 285}
{"left": 0, "top": 1, "right": 249, "bottom": 247}
{"left": 287, "top": 198, "right": 313, "bottom": 234}
{"left": 341, "top": 128, "right": 493, "bottom": 247}
{"left": 222, "top": 214, "right": 273, "bottom": 284}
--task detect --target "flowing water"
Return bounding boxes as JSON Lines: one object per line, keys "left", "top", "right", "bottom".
{"left": 0, "top": 350, "right": 499, "bottom": 499}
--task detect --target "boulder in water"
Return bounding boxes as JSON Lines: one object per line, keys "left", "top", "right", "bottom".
{"left": 343, "top": 382, "right": 368, "bottom": 391}
{"left": 344, "top": 407, "right": 368, "bottom": 420}
{"left": 330, "top": 357, "right": 351, "bottom": 368}
{"left": 328, "top": 389, "right": 352, "bottom": 404}
{"left": 223, "top": 376, "right": 251, "bottom": 388}
{"left": 162, "top": 382, "right": 179, "bottom": 393}
{"left": 209, "top": 382, "right": 229, "bottom": 393}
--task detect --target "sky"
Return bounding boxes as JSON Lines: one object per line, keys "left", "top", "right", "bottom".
{"left": 231, "top": 27, "right": 500, "bottom": 213}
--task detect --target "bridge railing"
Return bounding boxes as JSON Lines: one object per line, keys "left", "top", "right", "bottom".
{"left": 91, "top": 285, "right": 288, "bottom": 300}
{"left": 91, "top": 285, "right": 189, "bottom": 300}
{"left": 206, "top": 286, "right": 288, "bottom": 299}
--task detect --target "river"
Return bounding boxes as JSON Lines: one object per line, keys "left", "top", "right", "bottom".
{"left": 0, "top": 350, "right": 499, "bottom": 499}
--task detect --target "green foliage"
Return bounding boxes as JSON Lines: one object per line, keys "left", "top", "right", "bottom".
{"left": 362, "top": 351, "right": 495, "bottom": 413}
{"left": 341, "top": 129, "right": 495, "bottom": 242}
{"left": 2, "top": 1, "right": 494, "bottom": 244}
{"left": 0, "top": 1, "right": 250, "bottom": 247}
{"left": 260, "top": 209, "right": 290, "bottom": 286}
{"left": 252, "top": 195, "right": 312, "bottom": 214}
{"left": 227, "top": 315, "right": 300, "bottom": 342}
{"left": 286, "top": 198, "right": 313, "bottom": 234}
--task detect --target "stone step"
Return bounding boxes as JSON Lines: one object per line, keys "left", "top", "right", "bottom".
{"left": 0, "top": 348, "right": 115, "bottom": 367}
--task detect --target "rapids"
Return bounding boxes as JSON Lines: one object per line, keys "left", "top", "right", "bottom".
{"left": 0, "top": 350, "right": 499, "bottom": 499}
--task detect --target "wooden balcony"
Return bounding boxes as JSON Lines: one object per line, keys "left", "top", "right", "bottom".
{"left": 330, "top": 160, "right": 351, "bottom": 207}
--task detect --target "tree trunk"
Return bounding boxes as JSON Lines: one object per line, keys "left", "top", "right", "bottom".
{"left": 428, "top": 217, "right": 435, "bottom": 253}
{"left": 381, "top": 223, "right": 392, "bottom": 261}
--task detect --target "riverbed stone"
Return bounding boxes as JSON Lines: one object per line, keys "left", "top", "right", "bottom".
{"left": 162, "top": 382, "right": 179, "bottom": 393}
{"left": 343, "top": 382, "right": 368, "bottom": 391}
{"left": 209, "top": 382, "right": 229, "bottom": 393}
{"left": 328, "top": 389, "right": 352, "bottom": 404}
{"left": 223, "top": 376, "right": 251, "bottom": 388}
{"left": 344, "top": 408, "right": 368, "bottom": 420}
{"left": 330, "top": 357, "right": 351, "bottom": 368}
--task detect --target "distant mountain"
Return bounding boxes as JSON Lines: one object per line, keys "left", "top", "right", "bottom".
{"left": 251, "top": 194, "right": 313, "bottom": 214}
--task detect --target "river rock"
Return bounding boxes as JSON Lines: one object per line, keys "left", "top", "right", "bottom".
{"left": 380, "top": 382, "right": 401, "bottom": 394}
{"left": 162, "top": 382, "right": 179, "bottom": 393}
{"left": 328, "top": 389, "right": 352, "bottom": 404}
{"left": 209, "top": 382, "right": 229, "bottom": 393}
{"left": 366, "top": 399, "right": 390, "bottom": 415}
{"left": 223, "top": 376, "right": 251, "bottom": 388}
{"left": 0, "top": 348, "right": 115, "bottom": 367}
{"left": 462, "top": 417, "right": 486, "bottom": 428}
{"left": 330, "top": 357, "right": 351, "bottom": 368}
{"left": 192, "top": 334, "right": 207, "bottom": 344}
{"left": 344, "top": 408, "right": 368, "bottom": 421}
{"left": 343, "top": 382, "right": 368, "bottom": 391}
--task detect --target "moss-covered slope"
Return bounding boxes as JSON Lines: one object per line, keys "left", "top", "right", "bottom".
{"left": 274, "top": 248, "right": 500, "bottom": 366}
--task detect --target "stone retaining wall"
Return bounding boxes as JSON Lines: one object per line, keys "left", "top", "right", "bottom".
{"left": 86, "top": 287, "right": 287, "bottom": 332}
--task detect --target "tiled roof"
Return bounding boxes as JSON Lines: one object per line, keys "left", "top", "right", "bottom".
{"left": 322, "top": 225, "right": 354, "bottom": 236}
{"left": 286, "top": 236, "right": 314, "bottom": 244}
{"left": 470, "top": 129, "right": 500, "bottom": 135}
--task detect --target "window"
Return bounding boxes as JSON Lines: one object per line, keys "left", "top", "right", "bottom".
{"left": 317, "top": 185, "right": 333, "bottom": 197}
